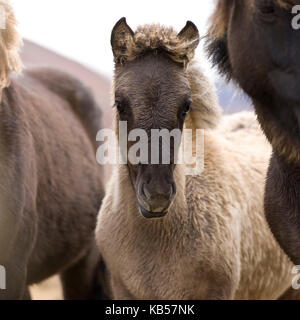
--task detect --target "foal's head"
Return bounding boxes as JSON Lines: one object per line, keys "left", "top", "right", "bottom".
{"left": 207, "top": 0, "right": 300, "bottom": 162}
{"left": 111, "top": 18, "right": 218, "bottom": 219}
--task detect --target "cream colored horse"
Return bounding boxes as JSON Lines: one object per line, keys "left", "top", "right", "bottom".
{"left": 96, "top": 19, "right": 297, "bottom": 300}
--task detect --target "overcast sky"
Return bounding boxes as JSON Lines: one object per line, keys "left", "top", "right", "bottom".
{"left": 12, "top": 0, "right": 215, "bottom": 77}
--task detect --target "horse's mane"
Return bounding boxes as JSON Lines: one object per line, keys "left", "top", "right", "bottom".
{"left": 0, "top": 0, "right": 22, "bottom": 95}
{"left": 185, "top": 60, "right": 221, "bottom": 130}
{"left": 114, "top": 24, "right": 198, "bottom": 67}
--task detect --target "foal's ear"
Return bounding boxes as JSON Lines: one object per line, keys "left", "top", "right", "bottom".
{"left": 111, "top": 17, "right": 134, "bottom": 61}
{"left": 178, "top": 21, "right": 200, "bottom": 50}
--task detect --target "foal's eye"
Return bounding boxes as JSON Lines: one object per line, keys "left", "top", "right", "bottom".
{"left": 116, "top": 102, "right": 125, "bottom": 114}
{"left": 182, "top": 102, "right": 191, "bottom": 116}
{"left": 258, "top": 0, "right": 276, "bottom": 21}
{"left": 260, "top": 4, "right": 275, "bottom": 15}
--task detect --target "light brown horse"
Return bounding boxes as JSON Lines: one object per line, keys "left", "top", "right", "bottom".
{"left": 0, "top": 1, "right": 106, "bottom": 299}
{"left": 96, "top": 18, "right": 297, "bottom": 300}
{"left": 206, "top": 0, "right": 300, "bottom": 265}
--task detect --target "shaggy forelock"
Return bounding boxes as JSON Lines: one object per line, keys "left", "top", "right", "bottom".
{"left": 115, "top": 24, "right": 198, "bottom": 67}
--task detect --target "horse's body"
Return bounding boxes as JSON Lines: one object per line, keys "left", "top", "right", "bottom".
{"left": 0, "top": 68, "right": 105, "bottom": 299}
{"left": 207, "top": 0, "right": 300, "bottom": 264}
{"left": 98, "top": 113, "right": 295, "bottom": 299}
{"left": 96, "top": 20, "right": 296, "bottom": 299}
{"left": 0, "top": 2, "right": 106, "bottom": 299}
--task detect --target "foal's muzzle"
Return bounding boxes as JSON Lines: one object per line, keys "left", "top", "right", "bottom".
{"left": 138, "top": 205, "right": 168, "bottom": 219}
{"left": 138, "top": 182, "right": 176, "bottom": 219}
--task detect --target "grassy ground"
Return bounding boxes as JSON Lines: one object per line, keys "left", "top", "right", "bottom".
{"left": 30, "top": 276, "right": 62, "bottom": 300}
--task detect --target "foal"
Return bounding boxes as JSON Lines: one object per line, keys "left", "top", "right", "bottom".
{"left": 96, "top": 19, "right": 295, "bottom": 299}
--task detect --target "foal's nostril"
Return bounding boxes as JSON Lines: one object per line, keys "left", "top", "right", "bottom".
{"left": 141, "top": 184, "right": 150, "bottom": 201}
{"left": 141, "top": 183, "right": 175, "bottom": 202}
{"left": 170, "top": 183, "right": 176, "bottom": 198}
{"left": 138, "top": 182, "right": 176, "bottom": 216}
{"left": 144, "top": 184, "right": 173, "bottom": 204}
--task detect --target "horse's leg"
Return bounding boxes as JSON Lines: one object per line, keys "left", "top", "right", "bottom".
{"left": 60, "top": 242, "right": 108, "bottom": 300}
{"left": 23, "top": 287, "right": 32, "bottom": 300}
{"left": 279, "top": 287, "right": 300, "bottom": 300}
{"left": 0, "top": 216, "right": 34, "bottom": 300}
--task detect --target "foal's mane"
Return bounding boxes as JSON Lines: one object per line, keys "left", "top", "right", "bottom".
{"left": 113, "top": 23, "right": 221, "bottom": 130}
{"left": 113, "top": 24, "right": 198, "bottom": 67}
{"left": 0, "top": 0, "right": 22, "bottom": 96}
{"left": 185, "top": 60, "right": 221, "bottom": 130}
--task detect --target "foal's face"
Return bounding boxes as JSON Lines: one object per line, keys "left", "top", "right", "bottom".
{"left": 111, "top": 18, "right": 199, "bottom": 218}
{"left": 114, "top": 54, "right": 191, "bottom": 218}
{"left": 227, "top": 0, "right": 300, "bottom": 139}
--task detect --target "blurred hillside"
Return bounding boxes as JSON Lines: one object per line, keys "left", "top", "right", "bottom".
{"left": 21, "top": 40, "right": 113, "bottom": 127}
{"left": 20, "top": 40, "right": 252, "bottom": 122}
{"left": 216, "top": 80, "right": 253, "bottom": 114}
